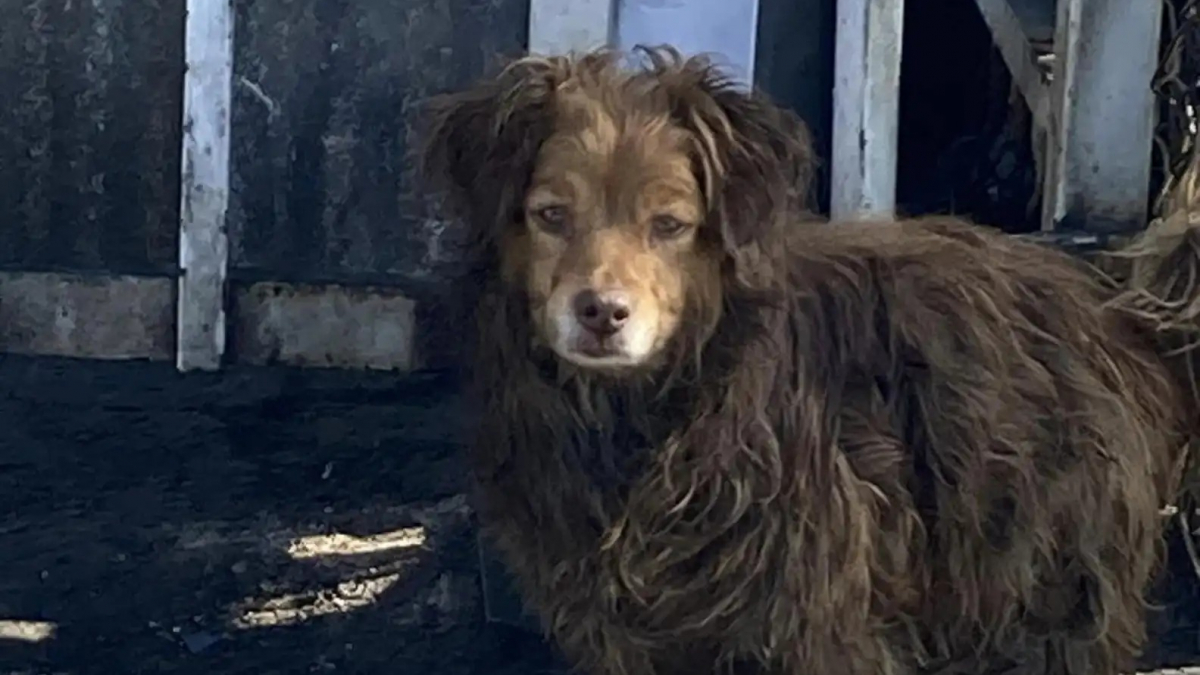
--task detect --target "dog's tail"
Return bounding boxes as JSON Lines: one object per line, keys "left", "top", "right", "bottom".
{"left": 1110, "top": 209, "right": 1200, "bottom": 398}
{"left": 1106, "top": 169, "right": 1200, "bottom": 568}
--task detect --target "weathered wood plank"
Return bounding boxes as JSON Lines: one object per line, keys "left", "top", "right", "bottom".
{"left": 177, "top": 0, "right": 235, "bottom": 371}
{"left": 830, "top": 0, "right": 905, "bottom": 219}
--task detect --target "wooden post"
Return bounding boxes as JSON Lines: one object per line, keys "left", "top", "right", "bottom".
{"left": 177, "top": 0, "right": 234, "bottom": 371}
{"left": 1040, "top": 0, "right": 1162, "bottom": 233}
{"left": 830, "top": 0, "right": 904, "bottom": 220}
{"left": 616, "top": 0, "right": 761, "bottom": 84}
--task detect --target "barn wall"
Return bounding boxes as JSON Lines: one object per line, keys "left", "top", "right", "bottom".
{"left": 0, "top": 0, "right": 185, "bottom": 276}
{"left": 0, "top": 0, "right": 530, "bottom": 369}
{"left": 225, "top": 0, "right": 529, "bottom": 291}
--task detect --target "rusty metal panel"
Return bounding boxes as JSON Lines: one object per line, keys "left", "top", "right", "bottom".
{"left": 226, "top": 0, "right": 529, "bottom": 286}
{"left": 0, "top": 0, "right": 184, "bottom": 275}
{"left": 229, "top": 281, "right": 417, "bottom": 371}
{"left": 0, "top": 271, "right": 175, "bottom": 360}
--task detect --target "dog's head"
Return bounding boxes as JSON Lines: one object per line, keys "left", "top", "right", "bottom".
{"left": 422, "top": 46, "right": 814, "bottom": 373}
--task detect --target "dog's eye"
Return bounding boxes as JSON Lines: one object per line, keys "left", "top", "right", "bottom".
{"left": 534, "top": 205, "right": 570, "bottom": 234}
{"left": 651, "top": 215, "right": 690, "bottom": 239}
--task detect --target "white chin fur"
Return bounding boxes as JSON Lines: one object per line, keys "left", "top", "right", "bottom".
{"left": 554, "top": 348, "right": 644, "bottom": 370}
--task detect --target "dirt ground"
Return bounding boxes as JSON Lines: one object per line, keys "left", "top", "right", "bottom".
{"left": 1, "top": 354, "right": 1200, "bottom": 675}
{"left": 0, "top": 355, "right": 566, "bottom": 675}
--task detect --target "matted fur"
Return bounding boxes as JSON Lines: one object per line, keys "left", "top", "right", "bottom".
{"left": 420, "top": 46, "right": 1198, "bottom": 675}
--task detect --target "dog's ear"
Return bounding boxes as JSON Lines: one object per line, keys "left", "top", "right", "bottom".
{"left": 419, "top": 56, "right": 572, "bottom": 248}
{"left": 639, "top": 46, "right": 815, "bottom": 271}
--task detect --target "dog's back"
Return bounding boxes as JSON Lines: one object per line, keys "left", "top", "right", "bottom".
{"left": 779, "top": 215, "right": 1186, "bottom": 674}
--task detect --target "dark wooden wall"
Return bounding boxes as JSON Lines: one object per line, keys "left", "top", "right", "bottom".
{"left": 0, "top": 0, "right": 1043, "bottom": 293}
{"left": 226, "top": 0, "right": 529, "bottom": 293}
{"left": 0, "top": 0, "right": 528, "bottom": 288}
{"left": 0, "top": 0, "right": 184, "bottom": 276}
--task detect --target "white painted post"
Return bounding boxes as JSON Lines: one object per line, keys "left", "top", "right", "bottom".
{"left": 830, "top": 0, "right": 905, "bottom": 220}
{"left": 177, "top": 0, "right": 234, "bottom": 371}
{"left": 1040, "top": 0, "right": 1162, "bottom": 232}
{"left": 529, "top": 0, "right": 616, "bottom": 54}
{"left": 615, "top": 0, "right": 761, "bottom": 85}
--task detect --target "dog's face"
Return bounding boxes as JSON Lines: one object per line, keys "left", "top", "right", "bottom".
{"left": 518, "top": 93, "right": 711, "bottom": 369}
{"left": 422, "top": 47, "right": 813, "bottom": 373}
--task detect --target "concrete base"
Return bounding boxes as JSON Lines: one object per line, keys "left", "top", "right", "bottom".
{"left": 0, "top": 270, "right": 419, "bottom": 371}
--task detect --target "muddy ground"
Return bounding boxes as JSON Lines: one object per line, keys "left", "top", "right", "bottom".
{"left": 2, "top": 354, "right": 1200, "bottom": 675}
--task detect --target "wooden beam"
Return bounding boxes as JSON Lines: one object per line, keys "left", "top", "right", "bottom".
{"left": 1040, "top": 0, "right": 1162, "bottom": 233}
{"left": 528, "top": 0, "right": 615, "bottom": 54}
{"left": 830, "top": 0, "right": 905, "bottom": 220}
{"left": 177, "top": 0, "right": 234, "bottom": 371}
{"left": 971, "top": 0, "right": 1051, "bottom": 132}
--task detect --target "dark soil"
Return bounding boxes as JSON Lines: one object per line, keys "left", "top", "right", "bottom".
{"left": 0, "top": 355, "right": 565, "bottom": 675}
{"left": 1, "top": 354, "right": 1199, "bottom": 674}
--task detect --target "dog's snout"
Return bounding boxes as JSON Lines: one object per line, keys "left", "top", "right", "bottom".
{"left": 572, "top": 289, "right": 631, "bottom": 336}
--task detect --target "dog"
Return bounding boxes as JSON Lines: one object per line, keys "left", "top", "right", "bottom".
{"left": 420, "top": 46, "right": 1200, "bottom": 675}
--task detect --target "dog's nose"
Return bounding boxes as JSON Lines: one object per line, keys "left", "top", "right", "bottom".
{"left": 572, "top": 289, "right": 631, "bottom": 336}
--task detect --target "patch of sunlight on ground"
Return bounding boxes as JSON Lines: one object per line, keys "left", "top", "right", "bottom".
{"left": 229, "top": 524, "right": 429, "bottom": 629}
{"left": 285, "top": 526, "right": 426, "bottom": 559}
{"left": 232, "top": 572, "right": 405, "bottom": 628}
{"left": 0, "top": 620, "right": 57, "bottom": 642}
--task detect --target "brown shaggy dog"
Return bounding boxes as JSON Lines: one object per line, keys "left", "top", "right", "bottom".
{"left": 420, "top": 46, "right": 1200, "bottom": 675}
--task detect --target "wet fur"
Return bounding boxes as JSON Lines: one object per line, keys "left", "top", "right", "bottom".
{"left": 421, "top": 47, "right": 1197, "bottom": 675}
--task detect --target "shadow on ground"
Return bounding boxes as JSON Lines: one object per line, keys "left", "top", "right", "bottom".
{"left": 0, "top": 355, "right": 565, "bottom": 675}
{"left": 1, "top": 354, "right": 1199, "bottom": 674}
